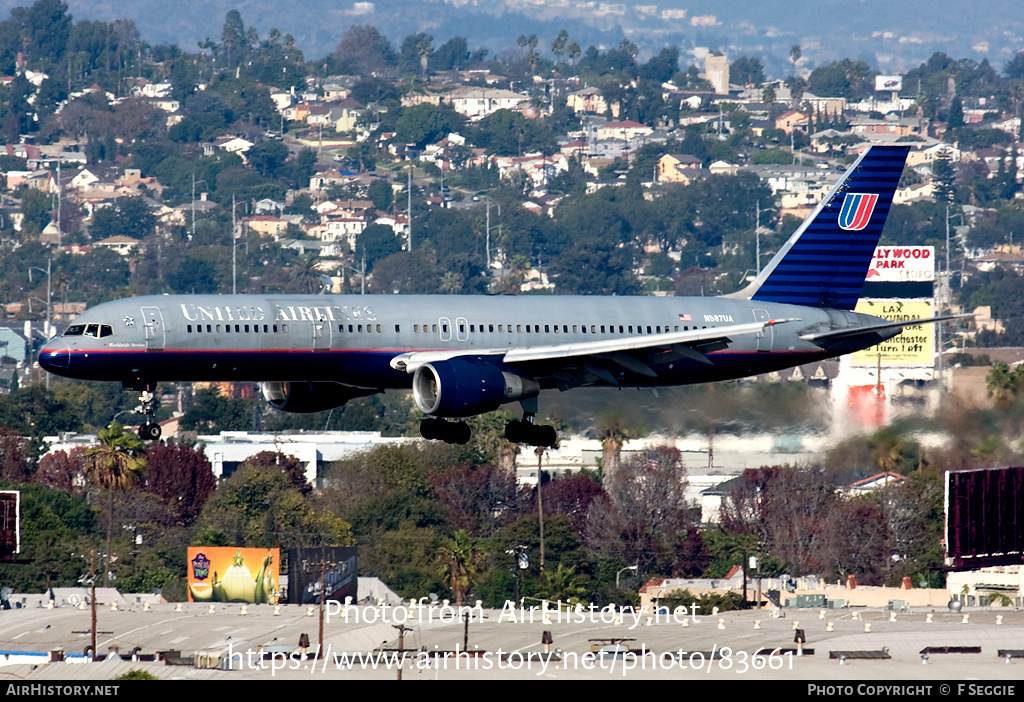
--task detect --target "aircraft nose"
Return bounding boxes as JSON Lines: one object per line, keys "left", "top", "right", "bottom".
{"left": 39, "top": 341, "right": 70, "bottom": 374}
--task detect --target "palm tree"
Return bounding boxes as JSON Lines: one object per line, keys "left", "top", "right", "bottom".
{"left": 551, "top": 29, "right": 569, "bottom": 64}
{"left": 598, "top": 412, "right": 632, "bottom": 485}
{"left": 437, "top": 530, "right": 481, "bottom": 605}
{"left": 539, "top": 562, "right": 586, "bottom": 603}
{"left": 85, "top": 423, "right": 146, "bottom": 585}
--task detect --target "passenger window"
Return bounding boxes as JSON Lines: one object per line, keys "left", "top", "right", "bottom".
{"left": 414, "top": 324, "right": 419, "bottom": 333}
{"left": 376, "top": 324, "right": 382, "bottom": 333}
{"left": 648, "top": 326, "right": 652, "bottom": 334}
{"left": 573, "top": 325, "right": 578, "bottom": 333}
{"left": 517, "top": 325, "right": 522, "bottom": 333}
{"left": 206, "top": 325, "right": 212, "bottom": 333}
{"left": 187, "top": 325, "right": 193, "bottom": 333}
{"left": 225, "top": 325, "right": 232, "bottom": 333}
{"left": 357, "top": 325, "right": 363, "bottom": 332}
{"left": 489, "top": 324, "right": 494, "bottom": 333}
{"left": 395, "top": 325, "right": 400, "bottom": 333}
{"left": 544, "top": 325, "right": 550, "bottom": 333}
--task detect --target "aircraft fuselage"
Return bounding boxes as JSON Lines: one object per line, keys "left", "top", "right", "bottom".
{"left": 39, "top": 293, "right": 894, "bottom": 390}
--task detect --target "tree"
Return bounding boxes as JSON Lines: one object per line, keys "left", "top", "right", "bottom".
{"left": 437, "top": 529, "right": 483, "bottom": 605}
{"left": 84, "top": 422, "right": 147, "bottom": 585}
{"left": 585, "top": 446, "right": 700, "bottom": 575}
{"left": 932, "top": 148, "right": 956, "bottom": 203}
{"left": 195, "top": 459, "right": 352, "bottom": 548}
{"left": 143, "top": 441, "right": 216, "bottom": 523}
{"left": 517, "top": 34, "right": 540, "bottom": 75}
{"left": 551, "top": 29, "right": 569, "bottom": 64}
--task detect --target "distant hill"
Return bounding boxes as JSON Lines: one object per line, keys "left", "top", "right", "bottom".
{"left": 3, "top": 0, "right": 1022, "bottom": 77}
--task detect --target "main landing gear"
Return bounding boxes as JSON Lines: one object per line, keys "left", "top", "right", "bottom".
{"left": 131, "top": 383, "right": 161, "bottom": 441}
{"left": 419, "top": 417, "right": 471, "bottom": 445}
{"left": 504, "top": 414, "right": 557, "bottom": 448}
{"left": 418, "top": 410, "right": 557, "bottom": 448}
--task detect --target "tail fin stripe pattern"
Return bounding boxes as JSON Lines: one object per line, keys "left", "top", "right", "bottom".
{"left": 749, "top": 145, "right": 910, "bottom": 311}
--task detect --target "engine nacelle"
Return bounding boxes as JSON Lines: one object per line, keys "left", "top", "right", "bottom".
{"left": 412, "top": 359, "right": 539, "bottom": 417}
{"left": 260, "top": 381, "right": 379, "bottom": 413}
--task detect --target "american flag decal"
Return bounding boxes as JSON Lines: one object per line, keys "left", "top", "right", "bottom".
{"left": 838, "top": 193, "right": 878, "bottom": 231}
{"left": 679, "top": 313, "right": 691, "bottom": 322}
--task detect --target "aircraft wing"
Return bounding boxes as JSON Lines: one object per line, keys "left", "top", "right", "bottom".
{"left": 390, "top": 318, "right": 796, "bottom": 385}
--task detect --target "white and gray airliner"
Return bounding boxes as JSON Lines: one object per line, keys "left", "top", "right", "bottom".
{"left": 39, "top": 145, "right": 960, "bottom": 446}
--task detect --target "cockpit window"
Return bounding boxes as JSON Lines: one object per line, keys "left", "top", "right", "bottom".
{"left": 69, "top": 324, "right": 113, "bottom": 338}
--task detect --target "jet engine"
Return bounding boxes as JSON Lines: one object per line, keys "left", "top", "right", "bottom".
{"left": 260, "top": 381, "right": 380, "bottom": 413}
{"left": 412, "top": 359, "right": 539, "bottom": 417}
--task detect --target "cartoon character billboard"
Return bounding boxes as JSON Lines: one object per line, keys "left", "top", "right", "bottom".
{"left": 188, "top": 547, "right": 280, "bottom": 604}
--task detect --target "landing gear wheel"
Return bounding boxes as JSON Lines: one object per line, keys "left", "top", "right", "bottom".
{"left": 504, "top": 419, "right": 557, "bottom": 447}
{"left": 420, "top": 418, "right": 471, "bottom": 445}
{"left": 139, "top": 422, "right": 161, "bottom": 441}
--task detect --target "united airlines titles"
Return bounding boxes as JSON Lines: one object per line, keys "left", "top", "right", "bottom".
{"left": 178, "top": 303, "right": 377, "bottom": 324}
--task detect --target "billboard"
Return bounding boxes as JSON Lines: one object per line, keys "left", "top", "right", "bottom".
{"left": 875, "top": 75, "right": 903, "bottom": 92}
{"left": 862, "top": 245, "right": 935, "bottom": 299}
{"left": 946, "top": 467, "right": 1024, "bottom": 569}
{"left": 187, "top": 547, "right": 280, "bottom": 603}
{"left": 851, "top": 299, "right": 934, "bottom": 367}
{"left": 1, "top": 491, "right": 19, "bottom": 562}
{"left": 865, "top": 246, "right": 934, "bottom": 283}
{"left": 287, "top": 547, "right": 358, "bottom": 605}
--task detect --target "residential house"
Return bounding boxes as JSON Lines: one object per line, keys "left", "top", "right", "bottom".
{"left": 596, "top": 120, "right": 653, "bottom": 142}
{"left": 440, "top": 86, "right": 528, "bottom": 120}
{"left": 775, "top": 111, "right": 809, "bottom": 134}
{"left": 93, "top": 235, "right": 140, "bottom": 256}
{"left": 566, "top": 87, "right": 611, "bottom": 116}
{"left": 657, "top": 154, "right": 703, "bottom": 184}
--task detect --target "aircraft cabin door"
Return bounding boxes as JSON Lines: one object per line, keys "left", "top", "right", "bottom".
{"left": 753, "top": 309, "right": 773, "bottom": 352}
{"left": 439, "top": 317, "right": 452, "bottom": 342}
{"left": 455, "top": 317, "right": 469, "bottom": 342}
{"left": 141, "top": 306, "right": 166, "bottom": 351}
{"left": 313, "top": 318, "right": 331, "bottom": 350}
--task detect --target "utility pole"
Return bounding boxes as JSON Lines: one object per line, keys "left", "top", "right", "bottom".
{"left": 231, "top": 195, "right": 237, "bottom": 295}
{"left": 535, "top": 446, "right": 545, "bottom": 574}
{"left": 407, "top": 163, "right": 413, "bottom": 251}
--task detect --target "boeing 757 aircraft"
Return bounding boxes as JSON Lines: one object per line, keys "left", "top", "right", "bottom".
{"left": 39, "top": 145, "right": 961, "bottom": 447}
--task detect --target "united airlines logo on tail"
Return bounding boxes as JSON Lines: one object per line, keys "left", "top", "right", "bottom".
{"left": 838, "top": 193, "right": 878, "bottom": 231}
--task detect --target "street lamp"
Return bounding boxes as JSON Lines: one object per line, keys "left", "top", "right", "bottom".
{"left": 616, "top": 564, "right": 638, "bottom": 590}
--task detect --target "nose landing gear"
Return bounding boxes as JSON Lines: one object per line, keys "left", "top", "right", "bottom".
{"left": 133, "top": 385, "right": 161, "bottom": 441}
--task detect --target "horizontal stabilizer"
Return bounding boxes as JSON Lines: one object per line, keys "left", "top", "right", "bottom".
{"left": 800, "top": 313, "right": 972, "bottom": 346}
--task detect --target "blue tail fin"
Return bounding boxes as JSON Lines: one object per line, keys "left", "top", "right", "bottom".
{"left": 734, "top": 145, "right": 910, "bottom": 310}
